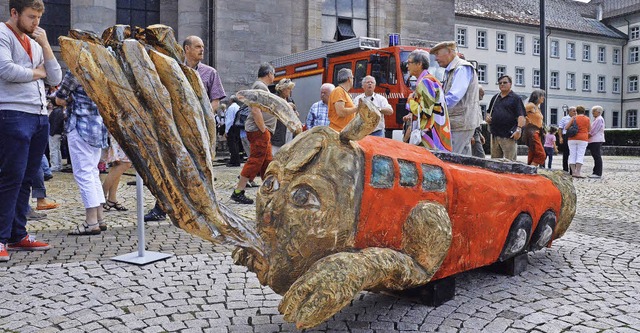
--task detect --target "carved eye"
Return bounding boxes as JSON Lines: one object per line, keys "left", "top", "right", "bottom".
{"left": 261, "top": 175, "right": 280, "bottom": 193}
{"left": 290, "top": 186, "right": 320, "bottom": 209}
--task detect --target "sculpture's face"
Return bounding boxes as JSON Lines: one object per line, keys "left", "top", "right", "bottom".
{"left": 254, "top": 128, "right": 363, "bottom": 294}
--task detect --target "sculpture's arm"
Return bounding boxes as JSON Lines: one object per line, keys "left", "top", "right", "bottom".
{"left": 278, "top": 248, "right": 430, "bottom": 329}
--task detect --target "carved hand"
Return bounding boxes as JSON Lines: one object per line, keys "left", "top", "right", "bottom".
{"left": 279, "top": 248, "right": 430, "bottom": 329}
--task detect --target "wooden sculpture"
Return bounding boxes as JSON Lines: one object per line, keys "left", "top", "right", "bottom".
{"left": 59, "top": 25, "right": 576, "bottom": 330}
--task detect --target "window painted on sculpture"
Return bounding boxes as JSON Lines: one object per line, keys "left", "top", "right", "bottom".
{"left": 371, "top": 155, "right": 394, "bottom": 189}
{"left": 421, "top": 164, "right": 446, "bottom": 192}
{"left": 398, "top": 159, "right": 418, "bottom": 188}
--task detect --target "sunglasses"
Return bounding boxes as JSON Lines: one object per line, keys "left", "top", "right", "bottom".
{"left": 498, "top": 81, "right": 510, "bottom": 85}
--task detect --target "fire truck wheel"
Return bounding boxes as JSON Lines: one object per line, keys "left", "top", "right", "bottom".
{"left": 529, "top": 210, "right": 557, "bottom": 252}
{"left": 498, "top": 213, "right": 532, "bottom": 262}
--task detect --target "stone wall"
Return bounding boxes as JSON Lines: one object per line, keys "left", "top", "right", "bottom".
{"left": 215, "top": 0, "right": 293, "bottom": 93}
{"left": 1, "top": 1, "right": 8, "bottom": 20}
{"left": 70, "top": 0, "right": 116, "bottom": 34}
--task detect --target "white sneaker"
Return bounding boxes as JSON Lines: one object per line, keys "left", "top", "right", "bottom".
{"left": 588, "top": 174, "right": 601, "bottom": 179}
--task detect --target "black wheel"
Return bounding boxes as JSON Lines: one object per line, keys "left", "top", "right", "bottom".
{"left": 498, "top": 213, "right": 532, "bottom": 262}
{"left": 529, "top": 210, "right": 557, "bottom": 252}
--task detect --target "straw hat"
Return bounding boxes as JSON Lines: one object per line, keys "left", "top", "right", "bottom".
{"left": 429, "top": 41, "right": 457, "bottom": 54}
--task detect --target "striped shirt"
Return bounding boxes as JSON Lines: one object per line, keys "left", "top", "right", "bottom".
{"left": 195, "top": 62, "right": 226, "bottom": 101}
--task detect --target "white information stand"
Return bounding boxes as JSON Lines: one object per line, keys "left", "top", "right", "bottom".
{"left": 112, "top": 173, "right": 172, "bottom": 265}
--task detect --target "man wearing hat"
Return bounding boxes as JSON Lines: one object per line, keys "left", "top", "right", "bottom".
{"left": 430, "top": 41, "right": 480, "bottom": 156}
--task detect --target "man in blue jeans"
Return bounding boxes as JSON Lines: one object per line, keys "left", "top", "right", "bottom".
{"left": 0, "top": 0, "right": 62, "bottom": 261}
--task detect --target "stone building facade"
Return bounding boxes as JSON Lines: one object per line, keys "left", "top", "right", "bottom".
{"left": 1, "top": 0, "right": 455, "bottom": 95}
{"left": 455, "top": 0, "right": 640, "bottom": 129}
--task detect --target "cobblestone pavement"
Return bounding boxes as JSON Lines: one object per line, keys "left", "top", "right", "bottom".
{"left": 1, "top": 154, "right": 639, "bottom": 332}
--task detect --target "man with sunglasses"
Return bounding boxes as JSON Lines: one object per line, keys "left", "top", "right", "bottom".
{"left": 485, "top": 75, "right": 526, "bottom": 161}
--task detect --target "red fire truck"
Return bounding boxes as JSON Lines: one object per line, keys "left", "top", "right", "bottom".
{"left": 271, "top": 37, "right": 457, "bottom": 137}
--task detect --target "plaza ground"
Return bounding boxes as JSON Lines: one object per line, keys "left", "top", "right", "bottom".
{"left": 1, "top": 154, "right": 639, "bottom": 332}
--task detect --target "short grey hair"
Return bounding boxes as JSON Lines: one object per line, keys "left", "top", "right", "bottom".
{"left": 361, "top": 75, "right": 376, "bottom": 86}
{"left": 591, "top": 105, "right": 603, "bottom": 114}
{"left": 258, "top": 62, "right": 274, "bottom": 78}
{"left": 321, "top": 83, "right": 335, "bottom": 91}
{"left": 408, "top": 49, "right": 430, "bottom": 69}
{"left": 336, "top": 68, "right": 353, "bottom": 84}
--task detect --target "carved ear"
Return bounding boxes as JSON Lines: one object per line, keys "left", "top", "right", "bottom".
{"left": 284, "top": 132, "right": 325, "bottom": 174}
{"left": 339, "top": 98, "right": 381, "bottom": 142}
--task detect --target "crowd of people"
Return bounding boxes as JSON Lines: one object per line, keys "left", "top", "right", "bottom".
{"left": 1, "top": 1, "right": 608, "bottom": 262}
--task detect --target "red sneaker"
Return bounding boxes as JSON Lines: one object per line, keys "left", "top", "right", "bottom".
{"left": 0, "top": 243, "right": 8, "bottom": 261}
{"left": 7, "top": 235, "right": 51, "bottom": 251}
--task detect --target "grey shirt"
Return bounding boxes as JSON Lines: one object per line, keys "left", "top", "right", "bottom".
{"left": 0, "top": 24, "right": 62, "bottom": 115}
{"left": 244, "top": 80, "right": 277, "bottom": 133}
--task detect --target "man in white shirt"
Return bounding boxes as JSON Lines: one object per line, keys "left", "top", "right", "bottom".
{"left": 353, "top": 76, "right": 393, "bottom": 137}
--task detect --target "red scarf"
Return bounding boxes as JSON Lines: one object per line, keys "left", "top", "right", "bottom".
{"left": 4, "top": 22, "right": 33, "bottom": 62}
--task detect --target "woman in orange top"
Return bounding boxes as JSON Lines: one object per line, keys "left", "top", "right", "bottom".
{"left": 565, "top": 105, "right": 591, "bottom": 178}
{"left": 524, "top": 90, "right": 546, "bottom": 167}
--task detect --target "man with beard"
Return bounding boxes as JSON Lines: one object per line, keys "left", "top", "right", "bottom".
{"left": 0, "top": 0, "right": 62, "bottom": 261}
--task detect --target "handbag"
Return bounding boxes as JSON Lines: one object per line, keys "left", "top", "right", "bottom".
{"left": 409, "top": 128, "right": 422, "bottom": 145}
{"left": 408, "top": 101, "right": 422, "bottom": 145}
{"left": 566, "top": 119, "right": 579, "bottom": 138}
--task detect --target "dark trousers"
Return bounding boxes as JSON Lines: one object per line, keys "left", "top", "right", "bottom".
{"left": 588, "top": 142, "right": 603, "bottom": 176}
{"left": 544, "top": 147, "right": 554, "bottom": 169}
{"left": 561, "top": 134, "right": 570, "bottom": 172}
{"left": 0, "top": 111, "right": 49, "bottom": 244}
{"left": 227, "top": 126, "right": 242, "bottom": 165}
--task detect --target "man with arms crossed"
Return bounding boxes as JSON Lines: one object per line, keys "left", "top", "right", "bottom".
{"left": 0, "top": 0, "right": 62, "bottom": 261}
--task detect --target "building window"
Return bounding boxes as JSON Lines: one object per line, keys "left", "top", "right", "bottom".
{"left": 515, "top": 35, "right": 525, "bottom": 54}
{"left": 457, "top": 27, "right": 467, "bottom": 47}
{"left": 39, "top": 0, "right": 70, "bottom": 46}
{"left": 613, "top": 77, "right": 621, "bottom": 93}
{"left": 477, "top": 64, "right": 487, "bottom": 83}
{"left": 550, "top": 108, "right": 558, "bottom": 125}
{"left": 630, "top": 47, "right": 640, "bottom": 63}
{"left": 533, "top": 69, "right": 540, "bottom": 87}
{"left": 550, "top": 71, "right": 559, "bottom": 89}
{"left": 567, "top": 42, "right": 576, "bottom": 59}
{"left": 614, "top": 48, "right": 621, "bottom": 64}
{"left": 567, "top": 73, "right": 575, "bottom": 90}
{"left": 631, "top": 26, "right": 640, "bottom": 40}
{"left": 612, "top": 111, "right": 619, "bottom": 127}
{"left": 477, "top": 30, "right": 487, "bottom": 49}
{"left": 629, "top": 76, "right": 639, "bottom": 92}
{"left": 322, "top": 0, "right": 368, "bottom": 42}
{"left": 598, "top": 76, "right": 606, "bottom": 93}
{"left": 582, "top": 74, "right": 591, "bottom": 91}
{"left": 550, "top": 40, "right": 559, "bottom": 58}
{"left": 583, "top": 44, "right": 591, "bottom": 61}
{"left": 496, "top": 65, "right": 506, "bottom": 83}
{"left": 533, "top": 38, "right": 540, "bottom": 56}
{"left": 116, "top": 0, "right": 160, "bottom": 28}
{"left": 627, "top": 110, "right": 638, "bottom": 128}
{"left": 515, "top": 67, "right": 524, "bottom": 86}
{"left": 496, "top": 32, "right": 506, "bottom": 52}
{"left": 598, "top": 46, "right": 606, "bottom": 63}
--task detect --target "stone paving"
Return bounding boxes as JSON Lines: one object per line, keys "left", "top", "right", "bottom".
{"left": 1, "top": 154, "right": 639, "bottom": 332}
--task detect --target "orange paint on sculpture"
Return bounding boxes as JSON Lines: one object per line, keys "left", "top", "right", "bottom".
{"left": 354, "top": 136, "right": 563, "bottom": 280}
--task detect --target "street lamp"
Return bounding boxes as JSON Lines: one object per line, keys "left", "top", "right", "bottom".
{"left": 562, "top": 104, "right": 568, "bottom": 116}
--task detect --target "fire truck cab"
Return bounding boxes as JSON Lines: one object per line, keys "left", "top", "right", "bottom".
{"left": 271, "top": 37, "right": 451, "bottom": 137}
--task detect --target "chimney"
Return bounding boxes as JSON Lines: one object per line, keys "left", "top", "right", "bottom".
{"left": 597, "top": 3, "right": 603, "bottom": 21}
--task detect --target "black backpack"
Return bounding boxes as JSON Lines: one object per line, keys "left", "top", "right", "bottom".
{"left": 233, "top": 105, "right": 250, "bottom": 128}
